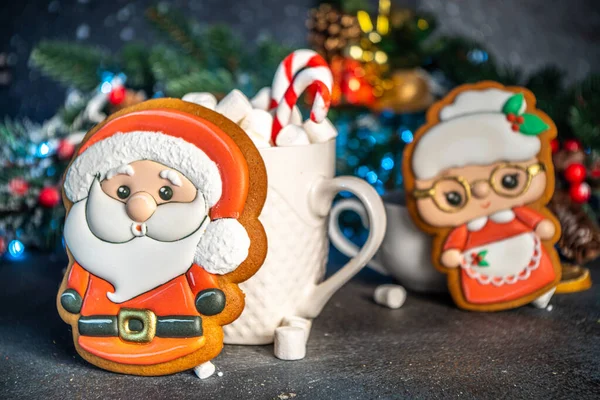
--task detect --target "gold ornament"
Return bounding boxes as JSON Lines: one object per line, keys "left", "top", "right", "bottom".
{"left": 372, "top": 69, "right": 434, "bottom": 113}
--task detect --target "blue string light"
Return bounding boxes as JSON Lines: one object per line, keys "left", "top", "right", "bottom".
{"left": 366, "top": 171, "right": 378, "bottom": 184}
{"left": 8, "top": 240, "right": 25, "bottom": 258}
{"left": 36, "top": 142, "right": 52, "bottom": 158}
{"left": 400, "top": 129, "right": 413, "bottom": 143}
{"left": 356, "top": 165, "right": 369, "bottom": 178}
{"left": 381, "top": 156, "right": 395, "bottom": 171}
{"left": 467, "top": 49, "right": 489, "bottom": 64}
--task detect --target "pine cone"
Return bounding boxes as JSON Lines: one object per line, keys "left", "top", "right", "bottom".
{"left": 306, "top": 4, "right": 361, "bottom": 62}
{"left": 549, "top": 190, "right": 600, "bottom": 264}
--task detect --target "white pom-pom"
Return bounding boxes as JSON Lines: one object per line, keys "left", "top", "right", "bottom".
{"left": 182, "top": 92, "right": 218, "bottom": 110}
{"left": 195, "top": 219, "right": 250, "bottom": 275}
{"left": 240, "top": 109, "right": 273, "bottom": 143}
{"left": 250, "top": 87, "right": 271, "bottom": 111}
{"left": 303, "top": 118, "right": 337, "bottom": 143}
{"left": 275, "top": 124, "right": 310, "bottom": 147}
{"left": 215, "top": 90, "right": 252, "bottom": 123}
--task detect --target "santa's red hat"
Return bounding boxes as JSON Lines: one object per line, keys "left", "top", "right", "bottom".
{"left": 63, "top": 108, "right": 251, "bottom": 275}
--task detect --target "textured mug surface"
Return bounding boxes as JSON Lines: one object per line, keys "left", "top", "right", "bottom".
{"left": 224, "top": 139, "right": 385, "bottom": 345}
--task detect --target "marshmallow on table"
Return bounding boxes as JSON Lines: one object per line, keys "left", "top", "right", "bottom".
{"left": 215, "top": 89, "right": 253, "bottom": 123}
{"left": 282, "top": 316, "right": 312, "bottom": 344}
{"left": 193, "top": 361, "right": 216, "bottom": 379}
{"left": 274, "top": 124, "right": 310, "bottom": 147}
{"left": 303, "top": 118, "right": 337, "bottom": 144}
{"left": 182, "top": 92, "right": 218, "bottom": 110}
{"left": 274, "top": 326, "right": 306, "bottom": 360}
{"left": 250, "top": 87, "right": 271, "bottom": 111}
{"left": 374, "top": 284, "right": 407, "bottom": 309}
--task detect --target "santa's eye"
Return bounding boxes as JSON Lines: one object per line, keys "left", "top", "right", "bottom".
{"left": 117, "top": 185, "right": 130, "bottom": 199}
{"left": 501, "top": 174, "right": 519, "bottom": 190}
{"left": 159, "top": 186, "right": 173, "bottom": 201}
{"left": 444, "top": 191, "right": 463, "bottom": 207}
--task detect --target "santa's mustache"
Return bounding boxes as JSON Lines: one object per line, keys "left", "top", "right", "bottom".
{"left": 85, "top": 178, "right": 209, "bottom": 244}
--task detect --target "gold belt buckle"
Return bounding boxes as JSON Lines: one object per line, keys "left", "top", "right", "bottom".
{"left": 117, "top": 308, "right": 157, "bottom": 343}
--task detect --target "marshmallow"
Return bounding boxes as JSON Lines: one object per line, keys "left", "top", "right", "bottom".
{"left": 182, "top": 92, "right": 217, "bottom": 110}
{"left": 303, "top": 118, "right": 337, "bottom": 144}
{"left": 246, "top": 130, "right": 272, "bottom": 148}
{"left": 250, "top": 87, "right": 271, "bottom": 111}
{"left": 274, "top": 326, "right": 306, "bottom": 360}
{"left": 240, "top": 109, "right": 273, "bottom": 143}
{"left": 282, "top": 316, "right": 312, "bottom": 344}
{"left": 374, "top": 284, "right": 407, "bottom": 309}
{"left": 215, "top": 89, "right": 253, "bottom": 123}
{"left": 290, "top": 106, "right": 303, "bottom": 126}
{"left": 193, "top": 361, "right": 216, "bottom": 379}
{"left": 275, "top": 124, "right": 310, "bottom": 147}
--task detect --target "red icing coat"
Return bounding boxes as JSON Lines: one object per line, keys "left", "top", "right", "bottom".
{"left": 443, "top": 206, "right": 556, "bottom": 305}
{"left": 66, "top": 262, "right": 218, "bottom": 365}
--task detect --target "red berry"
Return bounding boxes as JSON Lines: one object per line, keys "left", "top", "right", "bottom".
{"left": 506, "top": 113, "right": 516, "bottom": 122}
{"left": 563, "top": 139, "right": 581, "bottom": 152}
{"left": 57, "top": 140, "right": 75, "bottom": 160}
{"left": 38, "top": 187, "right": 61, "bottom": 208}
{"left": 108, "top": 86, "right": 126, "bottom": 105}
{"left": 550, "top": 139, "right": 560, "bottom": 153}
{"left": 569, "top": 182, "right": 591, "bottom": 203}
{"left": 564, "top": 163, "right": 587, "bottom": 183}
{"left": 9, "top": 178, "right": 29, "bottom": 196}
{"left": 511, "top": 124, "right": 520, "bottom": 131}
{"left": 516, "top": 115, "right": 524, "bottom": 124}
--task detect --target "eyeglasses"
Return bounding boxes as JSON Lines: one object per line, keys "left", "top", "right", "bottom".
{"left": 413, "top": 163, "right": 545, "bottom": 213}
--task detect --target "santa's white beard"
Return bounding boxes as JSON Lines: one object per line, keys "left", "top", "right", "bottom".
{"left": 63, "top": 179, "right": 209, "bottom": 303}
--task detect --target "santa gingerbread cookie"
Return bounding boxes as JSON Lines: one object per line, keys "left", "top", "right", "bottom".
{"left": 403, "top": 82, "right": 562, "bottom": 311}
{"left": 57, "top": 99, "right": 267, "bottom": 376}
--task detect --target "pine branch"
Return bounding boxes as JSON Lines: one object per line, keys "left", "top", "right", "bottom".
{"left": 120, "top": 43, "right": 155, "bottom": 90}
{"left": 204, "top": 25, "right": 243, "bottom": 75}
{"left": 29, "top": 41, "right": 113, "bottom": 91}
{"left": 148, "top": 46, "right": 199, "bottom": 84}
{"left": 165, "top": 69, "right": 235, "bottom": 98}
{"left": 569, "top": 73, "right": 600, "bottom": 151}
{"left": 145, "top": 6, "right": 206, "bottom": 65}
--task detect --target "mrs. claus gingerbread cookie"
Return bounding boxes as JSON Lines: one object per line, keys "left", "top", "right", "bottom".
{"left": 403, "top": 82, "right": 562, "bottom": 312}
{"left": 57, "top": 99, "right": 267, "bottom": 376}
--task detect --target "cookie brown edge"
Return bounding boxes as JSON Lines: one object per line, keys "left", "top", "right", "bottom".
{"left": 402, "top": 81, "right": 562, "bottom": 312}
{"left": 56, "top": 98, "right": 268, "bottom": 375}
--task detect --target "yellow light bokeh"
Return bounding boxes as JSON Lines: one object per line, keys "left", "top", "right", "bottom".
{"left": 362, "top": 51, "right": 374, "bottom": 62}
{"left": 368, "top": 31, "right": 382, "bottom": 43}
{"left": 357, "top": 11, "right": 373, "bottom": 33}
{"left": 374, "top": 51, "right": 388, "bottom": 64}
{"left": 348, "top": 78, "right": 361, "bottom": 92}
{"left": 376, "top": 15, "right": 389, "bottom": 35}
{"left": 417, "top": 18, "right": 429, "bottom": 30}
{"left": 349, "top": 45, "right": 363, "bottom": 59}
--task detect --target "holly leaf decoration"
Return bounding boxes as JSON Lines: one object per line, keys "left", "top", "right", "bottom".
{"left": 479, "top": 260, "right": 490, "bottom": 267}
{"left": 519, "top": 113, "right": 549, "bottom": 135}
{"left": 502, "top": 93, "right": 525, "bottom": 115}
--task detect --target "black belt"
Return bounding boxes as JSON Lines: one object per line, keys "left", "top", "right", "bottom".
{"left": 78, "top": 308, "right": 202, "bottom": 343}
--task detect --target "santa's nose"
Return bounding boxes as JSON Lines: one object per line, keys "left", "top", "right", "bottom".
{"left": 472, "top": 181, "right": 491, "bottom": 199}
{"left": 126, "top": 192, "right": 157, "bottom": 222}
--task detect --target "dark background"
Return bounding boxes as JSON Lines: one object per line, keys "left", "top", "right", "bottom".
{"left": 1, "top": 0, "right": 599, "bottom": 121}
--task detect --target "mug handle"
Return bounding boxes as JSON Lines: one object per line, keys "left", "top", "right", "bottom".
{"left": 328, "top": 198, "right": 389, "bottom": 276}
{"left": 298, "top": 176, "right": 386, "bottom": 318}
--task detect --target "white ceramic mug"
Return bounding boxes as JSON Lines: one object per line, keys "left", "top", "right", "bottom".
{"left": 223, "top": 139, "right": 386, "bottom": 345}
{"left": 329, "top": 191, "right": 447, "bottom": 293}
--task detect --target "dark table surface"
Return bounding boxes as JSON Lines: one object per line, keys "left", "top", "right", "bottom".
{"left": 1, "top": 252, "right": 599, "bottom": 400}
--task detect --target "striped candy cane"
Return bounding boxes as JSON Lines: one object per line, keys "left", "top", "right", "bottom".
{"left": 270, "top": 50, "right": 333, "bottom": 144}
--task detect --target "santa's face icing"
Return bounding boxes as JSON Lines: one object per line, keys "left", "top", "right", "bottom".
{"left": 414, "top": 157, "right": 547, "bottom": 228}
{"left": 64, "top": 160, "right": 210, "bottom": 303}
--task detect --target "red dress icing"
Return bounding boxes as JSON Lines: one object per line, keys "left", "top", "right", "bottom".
{"left": 443, "top": 206, "right": 556, "bottom": 305}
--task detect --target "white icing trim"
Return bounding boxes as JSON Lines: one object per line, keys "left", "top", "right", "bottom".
{"left": 466, "top": 209, "right": 516, "bottom": 232}
{"left": 64, "top": 131, "right": 222, "bottom": 206}
{"left": 194, "top": 218, "right": 250, "bottom": 275}
{"left": 439, "top": 88, "right": 525, "bottom": 121}
{"left": 159, "top": 169, "right": 183, "bottom": 187}
{"left": 412, "top": 113, "right": 540, "bottom": 180}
